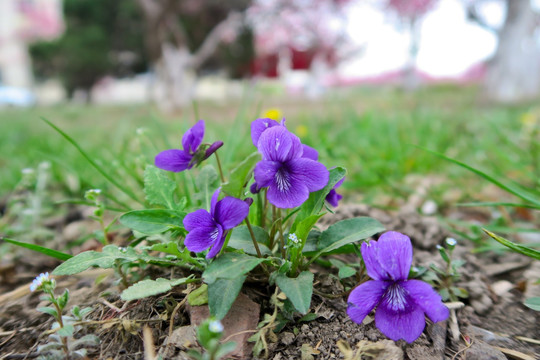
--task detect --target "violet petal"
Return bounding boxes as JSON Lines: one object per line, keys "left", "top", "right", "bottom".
{"left": 302, "top": 144, "right": 319, "bottom": 161}
{"left": 214, "top": 196, "right": 250, "bottom": 230}
{"left": 326, "top": 189, "right": 342, "bottom": 207}
{"left": 402, "top": 280, "right": 449, "bottom": 323}
{"left": 210, "top": 188, "right": 220, "bottom": 219}
{"left": 251, "top": 118, "right": 280, "bottom": 147}
{"left": 182, "top": 120, "right": 205, "bottom": 154}
{"left": 375, "top": 301, "right": 425, "bottom": 343}
{"left": 257, "top": 126, "right": 302, "bottom": 162}
{"left": 204, "top": 141, "right": 224, "bottom": 160}
{"left": 155, "top": 149, "right": 192, "bottom": 172}
{"left": 267, "top": 179, "right": 309, "bottom": 209}
{"left": 184, "top": 225, "right": 221, "bottom": 253}
{"left": 254, "top": 160, "right": 281, "bottom": 188}
{"left": 347, "top": 280, "right": 388, "bottom": 324}
{"left": 289, "top": 158, "right": 329, "bottom": 192}
{"left": 376, "top": 232, "right": 413, "bottom": 281}
{"left": 361, "top": 241, "right": 388, "bottom": 281}
{"left": 206, "top": 225, "right": 225, "bottom": 258}
{"left": 183, "top": 209, "right": 214, "bottom": 232}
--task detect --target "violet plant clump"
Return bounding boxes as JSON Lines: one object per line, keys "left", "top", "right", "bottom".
{"left": 347, "top": 231, "right": 449, "bottom": 343}
{"left": 42, "top": 115, "right": 452, "bottom": 352}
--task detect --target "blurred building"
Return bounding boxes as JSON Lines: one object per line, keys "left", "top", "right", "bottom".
{"left": 0, "top": 0, "right": 63, "bottom": 91}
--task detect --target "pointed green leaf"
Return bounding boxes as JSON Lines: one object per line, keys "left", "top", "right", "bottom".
{"left": 221, "top": 152, "right": 261, "bottom": 198}
{"left": 119, "top": 209, "right": 186, "bottom": 235}
{"left": 38, "top": 307, "right": 58, "bottom": 317}
{"left": 143, "top": 165, "right": 177, "bottom": 209}
{"left": 228, "top": 225, "right": 272, "bottom": 255}
{"left": 275, "top": 271, "right": 313, "bottom": 314}
{"left": 208, "top": 276, "right": 246, "bottom": 319}
{"left": 2, "top": 238, "right": 72, "bottom": 261}
{"left": 419, "top": 147, "right": 540, "bottom": 207}
{"left": 524, "top": 297, "right": 540, "bottom": 311}
{"left": 195, "top": 165, "right": 220, "bottom": 210}
{"left": 307, "top": 217, "right": 384, "bottom": 265}
{"left": 146, "top": 241, "right": 183, "bottom": 258}
{"left": 187, "top": 284, "right": 208, "bottom": 306}
{"left": 338, "top": 266, "right": 357, "bottom": 279}
{"left": 52, "top": 245, "right": 139, "bottom": 275}
{"left": 483, "top": 229, "right": 540, "bottom": 260}
{"left": 203, "top": 253, "right": 264, "bottom": 284}
{"left": 121, "top": 277, "right": 193, "bottom": 301}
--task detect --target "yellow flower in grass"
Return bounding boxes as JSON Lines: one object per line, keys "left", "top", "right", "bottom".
{"left": 295, "top": 124, "right": 308, "bottom": 138}
{"left": 262, "top": 108, "right": 282, "bottom": 121}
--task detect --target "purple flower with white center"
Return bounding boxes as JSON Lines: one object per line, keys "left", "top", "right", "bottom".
{"left": 183, "top": 189, "right": 249, "bottom": 259}
{"left": 326, "top": 177, "right": 344, "bottom": 207}
{"left": 347, "top": 231, "right": 449, "bottom": 343}
{"left": 155, "top": 120, "right": 223, "bottom": 172}
{"left": 254, "top": 126, "right": 329, "bottom": 208}
{"left": 30, "top": 272, "right": 50, "bottom": 292}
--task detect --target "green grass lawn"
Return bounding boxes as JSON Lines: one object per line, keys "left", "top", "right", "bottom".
{"left": 0, "top": 84, "right": 537, "bottom": 210}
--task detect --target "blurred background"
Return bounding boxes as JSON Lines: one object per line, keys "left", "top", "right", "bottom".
{"left": 2, "top": 0, "right": 540, "bottom": 108}
{"left": 1, "top": 0, "right": 540, "bottom": 216}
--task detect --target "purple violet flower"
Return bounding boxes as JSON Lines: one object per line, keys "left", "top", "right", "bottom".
{"left": 347, "top": 231, "right": 449, "bottom": 343}
{"left": 254, "top": 126, "right": 329, "bottom": 208}
{"left": 326, "top": 177, "right": 344, "bottom": 207}
{"left": 183, "top": 189, "right": 249, "bottom": 258}
{"left": 155, "top": 120, "right": 223, "bottom": 172}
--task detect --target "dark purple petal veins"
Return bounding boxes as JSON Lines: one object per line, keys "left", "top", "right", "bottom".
{"left": 254, "top": 160, "right": 281, "bottom": 188}
{"left": 184, "top": 225, "right": 221, "bottom": 253}
{"left": 206, "top": 224, "right": 226, "bottom": 258}
{"left": 257, "top": 126, "right": 303, "bottom": 163}
{"left": 288, "top": 158, "right": 329, "bottom": 192}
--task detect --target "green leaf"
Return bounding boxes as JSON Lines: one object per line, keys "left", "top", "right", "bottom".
{"left": 308, "top": 217, "right": 384, "bottom": 265}
{"left": 524, "top": 297, "right": 540, "bottom": 311}
{"left": 338, "top": 266, "right": 357, "bottom": 279}
{"left": 38, "top": 307, "right": 58, "bottom": 318}
{"left": 295, "top": 167, "right": 346, "bottom": 223}
{"left": 203, "top": 253, "right": 264, "bottom": 284}
{"left": 2, "top": 238, "right": 72, "bottom": 261}
{"left": 275, "top": 271, "right": 313, "bottom": 314}
{"left": 143, "top": 165, "right": 177, "bottom": 209}
{"left": 52, "top": 245, "right": 139, "bottom": 275}
{"left": 483, "top": 229, "right": 540, "bottom": 260}
{"left": 208, "top": 276, "right": 246, "bottom": 319}
{"left": 195, "top": 165, "right": 220, "bottom": 210}
{"left": 187, "top": 284, "right": 208, "bottom": 306}
{"left": 121, "top": 277, "right": 193, "bottom": 301}
{"left": 302, "top": 230, "right": 321, "bottom": 253}
{"left": 146, "top": 241, "right": 183, "bottom": 258}
{"left": 215, "top": 341, "right": 238, "bottom": 359}
{"left": 419, "top": 147, "right": 540, "bottom": 207}
{"left": 299, "top": 313, "right": 319, "bottom": 322}
{"left": 227, "top": 225, "right": 272, "bottom": 255}
{"left": 292, "top": 214, "right": 324, "bottom": 247}
{"left": 119, "top": 209, "right": 186, "bottom": 235}
{"left": 57, "top": 324, "right": 75, "bottom": 337}
{"left": 221, "top": 152, "right": 261, "bottom": 198}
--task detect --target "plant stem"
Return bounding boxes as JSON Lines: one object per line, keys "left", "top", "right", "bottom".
{"left": 277, "top": 210, "right": 286, "bottom": 259}
{"left": 214, "top": 151, "right": 226, "bottom": 183}
{"left": 245, "top": 218, "right": 263, "bottom": 258}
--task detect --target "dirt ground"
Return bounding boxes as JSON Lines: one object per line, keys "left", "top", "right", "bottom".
{"left": 1, "top": 203, "right": 539, "bottom": 360}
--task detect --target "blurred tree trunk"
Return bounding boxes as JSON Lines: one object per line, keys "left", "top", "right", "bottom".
{"left": 137, "top": 0, "right": 243, "bottom": 112}
{"left": 485, "top": 0, "right": 540, "bottom": 102}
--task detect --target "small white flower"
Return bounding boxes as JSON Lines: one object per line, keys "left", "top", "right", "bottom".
{"left": 288, "top": 233, "right": 299, "bottom": 244}
{"left": 208, "top": 320, "right": 224, "bottom": 333}
{"left": 30, "top": 272, "right": 50, "bottom": 292}
{"left": 446, "top": 238, "right": 457, "bottom": 247}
